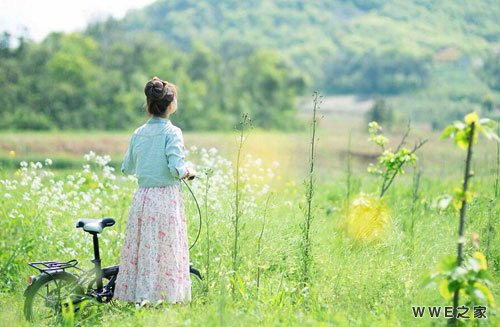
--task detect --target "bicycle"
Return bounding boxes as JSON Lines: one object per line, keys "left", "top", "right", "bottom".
{"left": 24, "top": 180, "right": 203, "bottom": 323}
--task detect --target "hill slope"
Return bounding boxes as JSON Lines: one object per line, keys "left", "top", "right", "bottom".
{"left": 1, "top": 0, "right": 499, "bottom": 131}
{"left": 114, "top": 0, "right": 500, "bottom": 94}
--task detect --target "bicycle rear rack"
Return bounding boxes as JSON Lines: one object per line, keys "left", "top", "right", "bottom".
{"left": 28, "top": 259, "right": 80, "bottom": 273}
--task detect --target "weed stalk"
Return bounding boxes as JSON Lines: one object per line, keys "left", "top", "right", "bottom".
{"left": 486, "top": 121, "right": 499, "bottom": 258}
{"left": 410, "top": 165, "right": 421, "bottom": 238}
{"left": 204, "top": 168, "right": 213, "bottom": 292}
{"left": 346, "top": 131, "right": 352, "bottom": 218}
{"left": 451, "top": 122, "right": 475, "bottom": 321}
{"left": 495, "top": 121, "right": 499, "bottom": 198}
{"left": 300, "top": 91, "right": 321, "bottom": 286}
{"left": 256, "top": 193, "right": 272, "bottom": 299}
{"left": 232, "top": 113, "right": 250, "bottom": 292}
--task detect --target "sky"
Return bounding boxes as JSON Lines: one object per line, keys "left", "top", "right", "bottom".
{"left": 0, "top": 0, "right": 156, "bottom": 42}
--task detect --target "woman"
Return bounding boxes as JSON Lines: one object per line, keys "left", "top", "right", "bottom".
{"left": 114, "top": 77, "right": 194, "bottom": 304}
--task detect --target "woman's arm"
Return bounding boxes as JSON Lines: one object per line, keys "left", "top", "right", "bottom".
{"left": 121, "top": 134, "right": 136, "bottom": 175}
{"left": 165, "top": 128, "right": 189, "bottom": 179}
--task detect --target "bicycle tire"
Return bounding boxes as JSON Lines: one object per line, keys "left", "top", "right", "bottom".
{"left": 24, "top": 271, "right": 85, "bottom": 322}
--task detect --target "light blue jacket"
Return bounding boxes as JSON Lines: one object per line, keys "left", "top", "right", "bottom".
{"left": 121, "top": 116, "right": 188, "bottom": 187}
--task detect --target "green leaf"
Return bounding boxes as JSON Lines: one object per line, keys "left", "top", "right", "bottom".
{"left": 441, "top": 125, "right": 456, "bottom": 139}
{"left": 478, "top": 118, "right": 493, "bottom": 127}
{"left": 478, "top": 270, "right": 493, "bottom": 281}
{"left": 447, "top": 280, "right": 462, "bottom": 293}
{"left": 437, "top": 255, "right": 457, "bottom": 273}
{"left": 467, "top": 256, "right": 481, "bottom": 273}
{"left": 451, "top": 266, "right": 467, "bottom": 281}
{"left": 454, "top": 129, "right": 469, "bottom": 150}
{"left": 473, "top": 282, "right": 496, "bottom": 307}
{"left": 480, "top": 126, "right": 500, "bottom": 142}
{"left": 453, "top": 121, "right": 466, "bottom": 130}
{"left": 436, "top": 194, "right": 452, "bottom": 210}
{"left": 420, "top": 273, "right": 438, "bottom": 288}
{"left": 439, "top": 280, "right": 452, "bottom": 300}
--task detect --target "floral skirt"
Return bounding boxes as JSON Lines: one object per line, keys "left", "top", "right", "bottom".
{"left": 114, "top": 185, "right": 191, "bottom": 303}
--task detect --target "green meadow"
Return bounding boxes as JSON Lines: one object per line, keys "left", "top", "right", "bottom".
{"left": 2, "top": 0, "right": 500, "bottom": 325}
{"left": 0, "top": 111, "right": 498, "bottom": 326}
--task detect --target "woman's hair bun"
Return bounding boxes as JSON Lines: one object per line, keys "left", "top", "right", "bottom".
{"left": 144, "top": 77, "right": 176, "bottom": 115}
{"left": 145, "top": 78, "right": 164, "bottom": 100}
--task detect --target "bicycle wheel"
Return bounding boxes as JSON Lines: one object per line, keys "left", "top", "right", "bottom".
{"left": 24, "top": 271, "right": 85, "bottom": 323}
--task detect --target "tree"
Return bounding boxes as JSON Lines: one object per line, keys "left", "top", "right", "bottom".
{"left": 481, "top": 93, "right": 495, "bottom": 113}
{"left": 365, "top": 98, "right": 394, "bottom": 130}
{"left": 478, "top": 53, "right": 500, "bottom": 91}
{"left": 236, "top": 50, "right": 303, "bottom": 130}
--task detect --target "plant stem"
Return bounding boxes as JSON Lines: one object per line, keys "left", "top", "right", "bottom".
{"left": 380, "top": 139, "right": 427, "bottom": 197}
{"left": 301, "top": 91, "right": 321, "bottom": 285}
{"left": 346, "top": 131, "right": 352, "bottom": 218}
{"left": 452, "top": 122, "right": 475, "bottom": 322}
{"left": 485, "top": 200, "right": 495, "bottom": 259}
{"left": 486, "top": 121, "right": 499, "bottom": 260}
{"left": 395, "top": 120, "right": 412, "bottom": 153}
{"left": 495, "top": 121, "right": 499, "bottom": 198}
{"left": 256, "top": 193, "right": 271, "bottom": 299}
{"left": 204, "top": 170, "right": 212, "bottom": 292}
{"left": 232, "top": 113, "right": 249, "bottom": 292}
{"left": 379, "top": 122, "right": 410, "bottom": 196}
{"left": 410, "top": 166, "right": 421, "bottom": 238}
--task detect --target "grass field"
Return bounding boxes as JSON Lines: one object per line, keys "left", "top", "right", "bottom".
{"left": 1, "top": 113, "right": 498, "bottom": 178}
{"left": 0, "top": 112, "right": 498, "bottom": 326}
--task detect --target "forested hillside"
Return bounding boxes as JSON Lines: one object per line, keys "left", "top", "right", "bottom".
{"left": 1, "top": 0, "right": 499, "bottom": 130}
{"left": 120, "top": 0, "right": 499, "bottom": 93}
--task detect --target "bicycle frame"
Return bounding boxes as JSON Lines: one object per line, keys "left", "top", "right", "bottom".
{"left": 91, "top": 232, "right": 104, "bottom": 291}
{"left": 26, "top": 230, "right": 118, "bottom": 302}
{"left": 24, "top": 178, "right": 204, "bottom": 318}
{"left": 80, "top": 232, "right": 118, "bottom": 301}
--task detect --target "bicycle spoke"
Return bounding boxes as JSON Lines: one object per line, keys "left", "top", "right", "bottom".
{"left": 27, "top": 276, "right": 84, "bottom": 323}
{"left": 35, "top": 292, "right": 49, "bottom": 301}
{"left": 41, "top": 313, "right": 55, "bottom": 320}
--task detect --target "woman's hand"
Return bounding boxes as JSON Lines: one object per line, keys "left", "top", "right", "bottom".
{"left": 184, "top": 168, "right": 196, "bottom": 180}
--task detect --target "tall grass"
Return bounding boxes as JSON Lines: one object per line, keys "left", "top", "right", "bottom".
{"left": 299, "top": 91, "right": 321, "bottom": 286}
{"left": 345, "top": 130, "right": 352, "bottom": 219}
{"left": 204, "top": 168, "right": 213, "bottom": 292}
{"left": 495, "top": 122, "right": 499, "bottom": 198}
{"left": 231, "top": 113, "right": 251, "bottom": 291}
{"left": 256, "top": 193, "right": 271, "bottom": 299}
{"left": 410, "top": 166, "right": 422, "bottom": 239}
{"left": 486, "top": 122, "right": 500, "bottom": 260}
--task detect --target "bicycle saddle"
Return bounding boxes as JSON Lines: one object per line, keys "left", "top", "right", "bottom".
{"left": 76, "top": 218, "right": 115, "bottom": 234}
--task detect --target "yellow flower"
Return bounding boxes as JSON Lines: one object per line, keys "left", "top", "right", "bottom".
{"left": 345, "top": 193, "right": 391, "bottom": 242}
{"left": 472, "top": 252, "right": 487, "bottom": 270}
{"left": 8, "top": 150, "right": 15, "bottom": 158}
{"left": 464, "top": 112, "right": 479, "bottom": 125}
